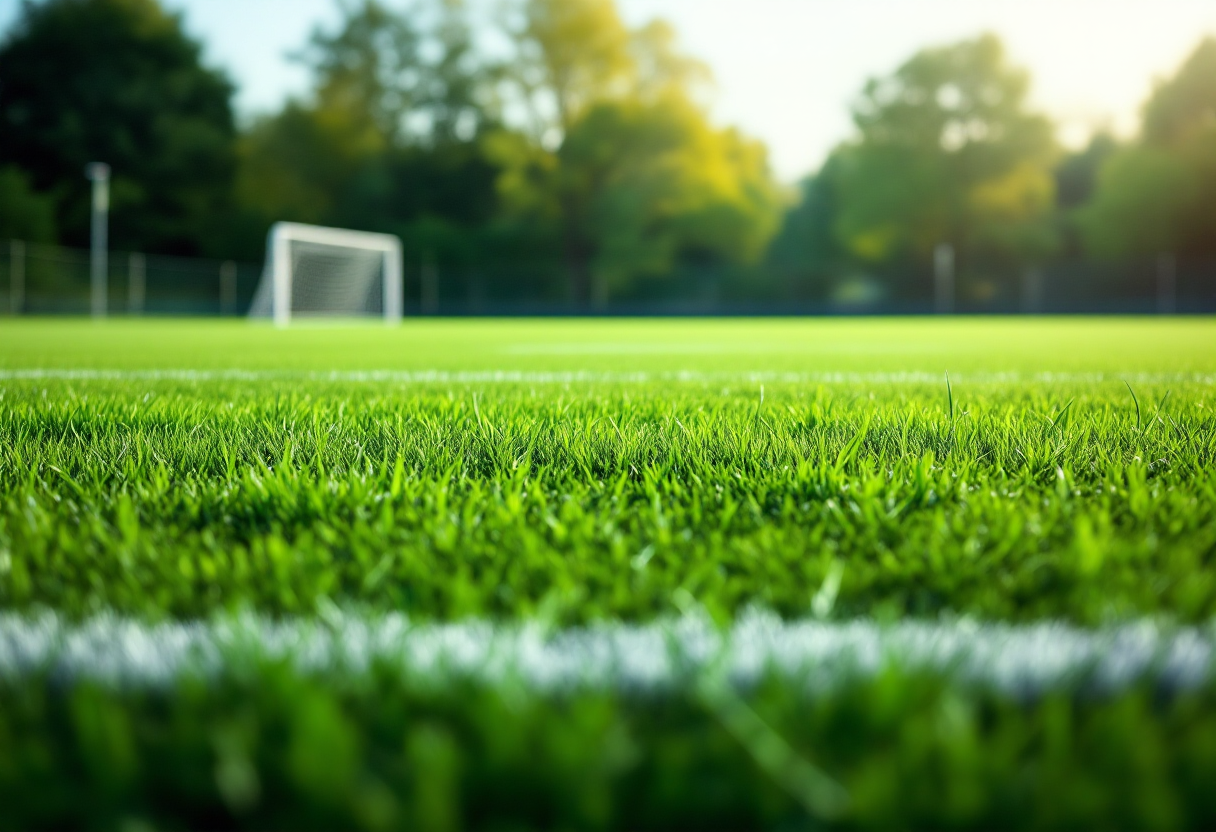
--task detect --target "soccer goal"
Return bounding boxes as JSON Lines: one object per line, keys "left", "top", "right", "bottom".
{"left": 248, "top": 222, "right": 403, "bottom": 325}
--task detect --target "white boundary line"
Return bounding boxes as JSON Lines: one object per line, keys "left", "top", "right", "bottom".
{"left": 1, "top": 610, "right": 1211, "bottom": 698}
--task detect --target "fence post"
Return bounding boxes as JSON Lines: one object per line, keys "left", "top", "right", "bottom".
{"left": 1021, "top": 267, "right": 1044, "bottom": 314}
{"left": 10, "top": 240, "right": 24, "bottom": 315}
{"left": 934, "top": 243, "right": 954, "bottom": 314}
{"left": 220, "top": 260, "right": 237, "bottom": 315}
{"left": 128, "top": 253, "right": 145, "bottom": 315}
{"left": 421, "top": 252, "right": 438, "bottom": 315}
{"left": 1157, "top": 253, "right": 1176, "bottom": 314}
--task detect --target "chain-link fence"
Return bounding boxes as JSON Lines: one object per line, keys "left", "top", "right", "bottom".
{"left": 3, "top": 238, "right": 1215, "bottom": 316}
{"left": 395, "top": 256, "right": 1216, "bottom": 316}
{"left": 2, "top": 240, "right": 261, "bottom": 316}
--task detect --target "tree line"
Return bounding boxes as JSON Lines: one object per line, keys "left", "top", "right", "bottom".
{"left": 1, "top": 0, "right": 1214, "bottom": 306}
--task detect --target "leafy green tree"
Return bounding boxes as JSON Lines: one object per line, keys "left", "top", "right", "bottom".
{"left": 825, "top": 34, "right": 1057, "bottom": 293}
{"left": 236, "top": 1, "right": 503, "bottom": 267}
{"left": 0, "top": 0, "right": 237, "bottom": 255}
{"left": 1056, "top": 133, "right": 1119, "bottom": 211}
{"left": 765, "top": 158, "right": 848, "bottom": 297}
{"left": 1077, "top": 148, "right": 1192, "bottom": 259}
{"left": 426, "top": 0, "right": 500, "bottom": 144}
{"left": 494, "top": 0, "right": 780, "bottom": 304}
{"left": 294, "top": 0, "right": 422, "bottom": 144}
{"left": 1142, "top": 38, "right": 1216, "bottom": 147}
{"left": 508, "top": 0, "right": 635, "bottom": 138}
{"left": 236, "top": 0, "right": 424, "bottom": 233}
{"left": 0, "top": 166, "right": 57, "bottom": 243}
{"left": 236, "top": 102, "right": 381, "bottom": 232}
{"left": 1052, "top": 133, "right": 1118, "bottom": 256}
{"left": 1080, "top": 38, "right": 1216, "bottom": 259}
{"left": 557, "top": 95, "right": 780, "bottom": 301}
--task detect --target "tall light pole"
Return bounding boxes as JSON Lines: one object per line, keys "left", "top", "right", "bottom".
{"left": 85, "top": 162, "right": 110, "bottom": 318}
{"left": 934, "top": 243, "right": 954, "bottom": 315}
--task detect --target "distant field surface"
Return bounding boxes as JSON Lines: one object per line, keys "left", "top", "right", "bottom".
{"left": 2, "top": 316, "right": 1214, "bottom": 373}
{"left": 2, "top": 317, "right": 1215, "bottom": 830}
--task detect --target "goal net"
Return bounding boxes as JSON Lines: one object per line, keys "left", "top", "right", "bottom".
{"left": 248, "top": 222, "right": 403, "bottom": 324}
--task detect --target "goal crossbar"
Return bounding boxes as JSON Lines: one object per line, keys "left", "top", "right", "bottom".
{"left": 259, "top": 222, "right": 403, "bottom": 326}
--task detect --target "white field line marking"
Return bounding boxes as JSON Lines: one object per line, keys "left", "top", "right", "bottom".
{"left": 0, "top": 368, "right": 1214, "bottom": 385}
{"left": 1, "top": 610, "right": 1211, "bottom": 698}
{"left": 500, "top": 342, "right": 951, "bottom": 355}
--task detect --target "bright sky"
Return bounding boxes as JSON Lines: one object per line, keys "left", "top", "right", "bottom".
{"left": 2, "top": 0, "right": 1214, "bottom": 181}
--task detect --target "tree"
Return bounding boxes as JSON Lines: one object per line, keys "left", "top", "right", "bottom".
{"left": 1077, "top": 148, "right": 1192, "bottom": 258}
{"left": 0, "top": 0, "right": 237, "bottom": 255}
{"left": 0, "top": 166, "right": 57, "bottom": 243}
{"left": 1051, "top": 133, "right": 1119, "bottom": 256}
{"left": 1056, "top": 133, "right": 1119, "bottom": 211}
{"left": 295, "top": 0, "right": 422, "bottom": 145}
{"left": 1080, "top": 38, "right": 1216, "bottom": 259}
{"left": 507, "top": 0, "right": 634, "bottom": 139}
{"left": 236, "top": 100, "right": 385, "bottom": 232}
{"left": 765, "top": 157, "right": 848, "bottom": 297}
{"left": 1142, "top": 38, "right": 1216, "bottom": 147}
{"left": 494, "top": 0, "right": 779, "bottom": 304}
{"left": 555, "top": 95, "right": 780, "bottom": 301}
{"left": 825, "top": 34, "right": 1058, "bottom": 293}
{"left": 236, "top": 0, "right": 504, "bottom": 266}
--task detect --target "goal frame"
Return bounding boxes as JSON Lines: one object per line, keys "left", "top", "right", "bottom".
{"left": 266, "top": 221, "right": 403, "bottom": 326}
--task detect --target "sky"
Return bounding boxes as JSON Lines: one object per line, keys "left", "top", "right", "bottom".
{"left": 2, "top": 0, "right": 1215, "bottom": 182}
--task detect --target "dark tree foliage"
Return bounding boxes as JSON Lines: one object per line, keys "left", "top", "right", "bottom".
{"left": 1055, "top": 134, "right": 1119, "bottom": 211}
{"left": 0, "top": 0, "right": 237, "bottom": 255}
{"left": 1053, "top": 134, "right": 1118, "bottom": 256}
{"left": 1149, "top": 38, "right": 1216, "bottom": 257}
{"left": 764, "top": 158, "right": 847, "bottom": 299}
{"left": 836, "top": 34, "right": 1058, "bottom": 268}
{"left": 0, "top": 166, "right": 57, "bottom": 242}
{"left": 1080, "top": 38, "right": 1216, "bottom": 259}
{"left": 235, "top": 1, "right": 516, "bottom": 274}
{"left": 1142, "top": 38, "right": 1216, "bottom": 148}
{"left": 766, "top": 35, "right": 1058, "bottom": 306}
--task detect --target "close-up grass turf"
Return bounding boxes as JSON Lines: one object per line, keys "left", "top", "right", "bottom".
{"left": 2, "top": 317, "right": 1215, "bottom": 830}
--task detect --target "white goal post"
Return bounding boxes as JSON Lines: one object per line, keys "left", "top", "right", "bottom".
{"left": 248, "top": 222, "right": 403, "bottom": 325}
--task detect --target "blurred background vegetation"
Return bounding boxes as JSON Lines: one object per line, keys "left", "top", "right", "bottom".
{"left": 1, "top": 0, "right": 1215, "bottom": 312}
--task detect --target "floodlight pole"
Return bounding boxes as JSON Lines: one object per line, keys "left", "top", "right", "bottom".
{"left": 934, "top": 243, "right": 954, "bottom": 314}
{"left": 85, "top": 163, "right": 110, "bottom": 318}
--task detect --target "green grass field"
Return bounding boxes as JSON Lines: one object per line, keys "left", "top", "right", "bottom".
{"left": 2, "top": 317, "right": 1215, "bottom": 830}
